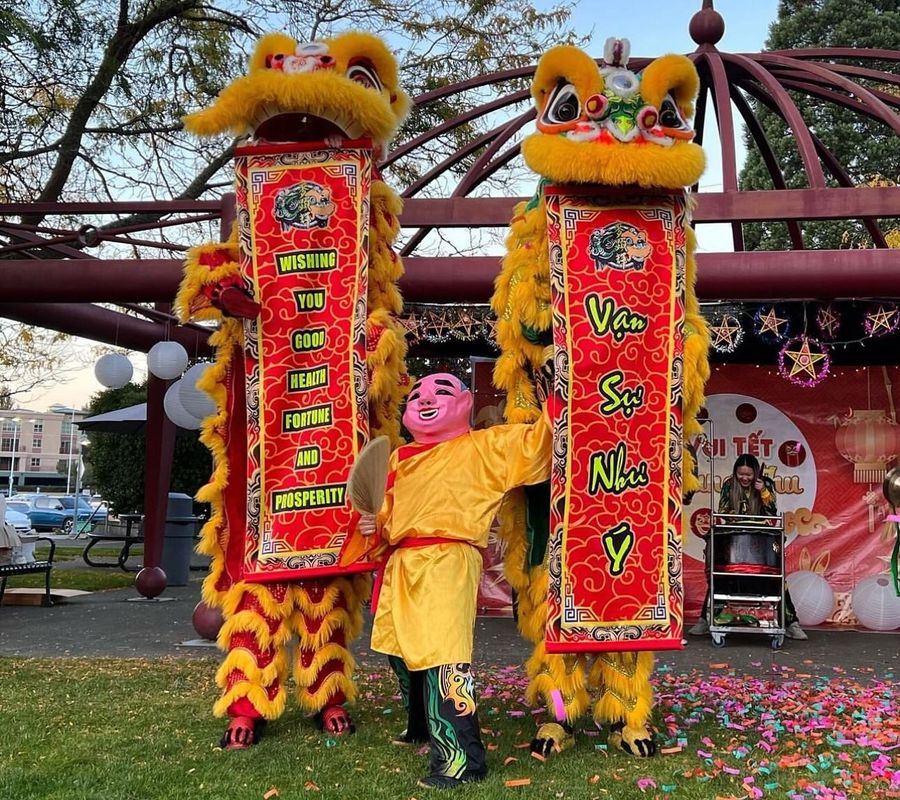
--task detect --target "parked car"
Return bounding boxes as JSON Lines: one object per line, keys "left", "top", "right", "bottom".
{"left": 55, "top": 495, "right": 108, "bottom": 533}
{"left": 4, "top": 505, "right": 34, "bottom": 537}
{"left": 3, "top": 505, "right": 36, "bottom": 564}
{"left": 8, "top": 495, "right": 66, "bottom": 532}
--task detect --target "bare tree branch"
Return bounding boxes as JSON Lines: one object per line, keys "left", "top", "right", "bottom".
{"left": 24, "top": 0, "right": 205, "bottom": 223}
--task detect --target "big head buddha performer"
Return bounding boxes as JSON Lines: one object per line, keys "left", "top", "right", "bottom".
{"left": 176, "top": 32, "right": 411, "bottom": 749}
{"left": 359, "top": 373, "right": 551, "bottom": 789}
{"left": 491, "top": 39, "right": 710, "bottom": 758}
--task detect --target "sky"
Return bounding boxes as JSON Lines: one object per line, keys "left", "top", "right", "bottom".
{"left": 17, "top": 0, "right": 782, "bottom": 414}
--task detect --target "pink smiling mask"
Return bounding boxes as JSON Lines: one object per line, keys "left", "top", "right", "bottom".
{"left": 402, "top": 373, "right": 474, "bottom": 445}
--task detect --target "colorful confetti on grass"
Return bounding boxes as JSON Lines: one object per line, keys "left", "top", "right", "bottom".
{"left": 364, "top": 661, "right": 898, "bottom": 798}
{"left": 651, "top": 663, "right": 898, "bottom": 798}
{"left": 1, "top": 656, "right": 896, "bottom": 799}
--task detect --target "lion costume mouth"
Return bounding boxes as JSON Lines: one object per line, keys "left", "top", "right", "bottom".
{"left": 183, "top": 32, "right": 410, "bottom": 152}
{"left": 252, "top": 112, "right": 360, "bottom": 143}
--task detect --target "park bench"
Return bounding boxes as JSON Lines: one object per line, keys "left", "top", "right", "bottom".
{"left": 0, "top": 537, "right": 57, "bottom": 607}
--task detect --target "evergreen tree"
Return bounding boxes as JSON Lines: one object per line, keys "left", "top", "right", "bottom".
{"left": 739, "top": 0, "right": 900, "bottom": 251}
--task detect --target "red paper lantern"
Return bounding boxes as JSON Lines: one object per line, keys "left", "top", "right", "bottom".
{"left": 834, "top": 409, "right": 900, "bottom": 484}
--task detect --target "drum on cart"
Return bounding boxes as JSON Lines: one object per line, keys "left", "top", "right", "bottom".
{"left": 707, "top": 513, "right": 786, "bottom": 649}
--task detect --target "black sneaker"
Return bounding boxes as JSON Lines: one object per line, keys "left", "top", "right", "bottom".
{"left": 416, "top": 770, "right": 487, "bottom": 789}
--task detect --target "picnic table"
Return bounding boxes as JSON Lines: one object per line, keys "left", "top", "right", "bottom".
{"left": 81, "top": 514, "right": 144, "bottom": 572}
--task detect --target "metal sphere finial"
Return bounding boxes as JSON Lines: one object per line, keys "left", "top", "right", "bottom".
{"left": 690, "top": 0, "right": 726, "bottom": 46}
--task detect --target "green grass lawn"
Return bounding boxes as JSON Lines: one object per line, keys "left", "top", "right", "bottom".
{"left": 51, "top": 545, "right": 144, "bottom": 563}
{"left": 0, "top": 658, "right": 895, "bottom": 800}
{"left": 2, "top": 542, "right": 143, "bottom": 592}
{"left": 3, "top": 568, "right": 135, "bottom": 592}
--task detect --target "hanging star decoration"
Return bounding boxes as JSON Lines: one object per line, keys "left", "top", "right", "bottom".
{"left": 450, "top": 308, "right": 481, "bottom": 341}
{"left": 778, "top": 335, "right": 831, "bottom": 387}
{"left": 422, "top": 307, "right": 453, "bottom": 343}
{"left": 482, "top": 314, "right": 499, "bottom": 348}
{"left": 863, "top": 303, "right": 900, "bottom": 338}
{"left": 399, "top": 308, "right": 420, "bottom": 341}
{"left": 815, "top": 303, "right": 841, "bottom": 340}
{"left": 754, "top": 304, "right": 791, "bottom": 343}
{"left": 708, "top": 313, "right": 744, "bottom": 354}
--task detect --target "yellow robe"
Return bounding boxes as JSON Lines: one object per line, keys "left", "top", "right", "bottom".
{"left": 371, "top": 414, "right": 551, "bottom": 670}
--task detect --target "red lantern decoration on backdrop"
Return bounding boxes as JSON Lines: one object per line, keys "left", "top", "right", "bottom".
{"left": 834, "top": 410, "right": 900, "bottom": 484}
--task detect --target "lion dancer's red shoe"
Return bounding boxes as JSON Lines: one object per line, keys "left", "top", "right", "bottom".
{"left": 221, "top": 703, "right": 266, "bottom": 750}
{"left": 293, "top": 575, "right": 369, "bottom": 736}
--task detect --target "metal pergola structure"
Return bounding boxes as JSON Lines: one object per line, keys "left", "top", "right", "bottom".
{"left": 0, "top": 1, "right": 897, "bottom": 593}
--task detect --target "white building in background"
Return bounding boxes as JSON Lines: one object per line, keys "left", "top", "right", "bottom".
{"left": 1, "top": 406, "right": 87, "bottom": 493}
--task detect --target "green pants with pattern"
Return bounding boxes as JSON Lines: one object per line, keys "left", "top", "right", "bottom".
{"left": 389, "top": 658, "right": 487, "bottom": 780}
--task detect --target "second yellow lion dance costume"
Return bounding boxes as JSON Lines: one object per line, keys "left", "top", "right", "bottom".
{"left": 491, "top": 38, "right": 710, "bottom": 757}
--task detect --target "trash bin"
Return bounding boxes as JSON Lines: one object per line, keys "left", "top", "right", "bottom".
{"left": 160, "top": 493, "right": 199, "bottom": 587}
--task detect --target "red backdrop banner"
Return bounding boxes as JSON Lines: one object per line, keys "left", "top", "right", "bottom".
{"left": 544, "top": 188, "right": 685, "bottom": 652}
{"left": 684, "top": 365, "right": 899, "bottom": 626}
{"left": 234, "top": 144, "right": 374, "bottom": 582}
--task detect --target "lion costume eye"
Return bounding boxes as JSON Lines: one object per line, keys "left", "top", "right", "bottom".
{"left": 541, "top": 80, "right": 582, "bottom": 125}
{"left": 659, "top": 94, "right": 689, "bottom": 131}
{"left": 347, "top": 61, "right": 383, "bottom": 92}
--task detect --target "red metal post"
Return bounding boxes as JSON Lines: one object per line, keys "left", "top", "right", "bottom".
{"left": 140, "top": 364, "right": 177, "bottom": 580}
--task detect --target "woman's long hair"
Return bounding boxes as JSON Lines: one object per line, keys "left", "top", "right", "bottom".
{"left": 729, "top": 453, "right": 762, "bottom": 515}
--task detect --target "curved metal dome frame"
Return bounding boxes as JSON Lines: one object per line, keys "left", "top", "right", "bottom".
{"left": 0, "top": 0, "right": 898, "bottom": 345}
{"left": 380, "top": 27, "right": 899, "bottom": 288}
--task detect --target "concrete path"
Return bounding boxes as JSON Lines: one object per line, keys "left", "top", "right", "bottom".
{"left": 1, "top": 574, "right": 897, "bottom": 681}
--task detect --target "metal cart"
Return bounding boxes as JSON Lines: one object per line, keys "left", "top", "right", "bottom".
{"left": 707, "top": 512, "right": 786, "bottom": 649}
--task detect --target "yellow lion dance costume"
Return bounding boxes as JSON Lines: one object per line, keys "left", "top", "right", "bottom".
{"left": 176, "top": 32, "right": 410, "bottom": 748}
{"left": 491, "top": 39, "right": 709, "bottom": 757}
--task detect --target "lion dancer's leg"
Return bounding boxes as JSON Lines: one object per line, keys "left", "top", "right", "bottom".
{"left": 215, "top": 582, "right": 294, "bottom": 749}
{"left": 418, "top": 663, "right": 487, "bottom": 788}
{"left": 388, "top": 656, "right": 428, "bottom": 745}
{"left": 189, "top": 325, "right": 292, "bottom": 750}
{"left": 292, "top": 574, "right": 368, "bottom": 735}
{"left": 589, "top": 652, "right": 656, "bottom": 757}
{"left": 525, "top": 642, "right": 590, "bottom": 756}
{"left": 499, "top": 490, "right": 590, "bottom": 757}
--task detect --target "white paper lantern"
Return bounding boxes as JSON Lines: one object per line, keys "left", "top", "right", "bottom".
{"left": 179, "top": 362, "right": 217, "bottom": 420}
{"left": 94, "top": 353, "right": 134, "bottom": 389}
{"left": 851, "top": 575, "right": 900, "bottom": 631}
{"left": 164, "top": 381, "right": 203, "bottom": 430}
{"left": 786, "top": 570, "right": 834, "bottom": 627}
{"left": 147, "top": 341, "right": 189, "bottom": 380}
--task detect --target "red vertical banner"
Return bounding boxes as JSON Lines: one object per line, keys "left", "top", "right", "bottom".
{"left": 234, "top": 143, "right": 374, "bottom": 582}
{"left": 545, "top": 188, "right": 685, "bottom": 652}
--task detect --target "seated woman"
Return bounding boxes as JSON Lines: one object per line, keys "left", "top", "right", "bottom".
{"left": 689, "top": 453, "right": 807, "bottom": 640}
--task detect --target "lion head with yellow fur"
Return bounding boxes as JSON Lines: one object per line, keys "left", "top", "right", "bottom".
{"left": 184, "top": 31, "right": 410, "bottom": 156}
{"left": 523, "top": 38, "right": 704, "bottom": 189}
